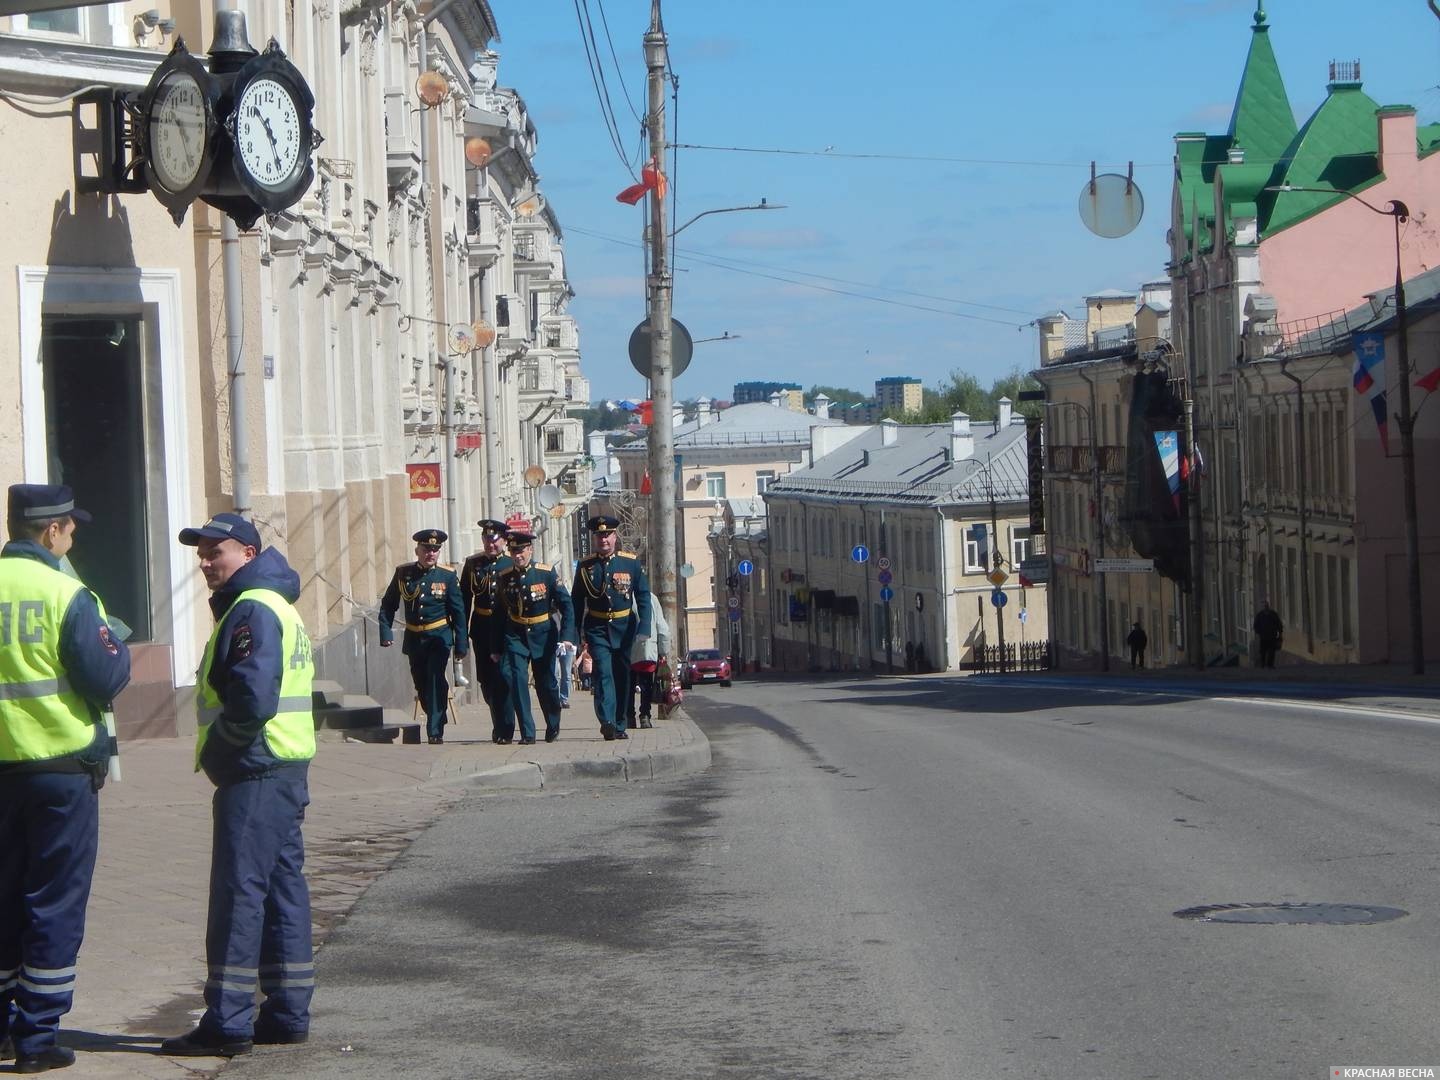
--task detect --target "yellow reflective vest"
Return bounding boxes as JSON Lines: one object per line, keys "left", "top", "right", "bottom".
{"left": 195, "top": 588, "right": 316, "bottom": 770}
{"left": 0, "top": 557, "right": 101, "bottom": 762}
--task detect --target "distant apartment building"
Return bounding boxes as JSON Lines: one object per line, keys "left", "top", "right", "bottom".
{"left": 733, "top": 380, "right": 804, "bottom": 408}
{"left": 875, "top": 375, "right": 923, "bottom": 415}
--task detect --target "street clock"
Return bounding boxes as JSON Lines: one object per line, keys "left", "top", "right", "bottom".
{"left": 226, "top": 44, "right": 317, "bottom": 213}
{"left": 139, "top": 40, "right": 220, "bottom": 222}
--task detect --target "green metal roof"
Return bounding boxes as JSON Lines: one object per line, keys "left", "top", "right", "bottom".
{"left": 1227, "top": 4, "right": 1298, "bottom": 167}
{"left": 1262, "top": 83, "right": 1382, "bottom": 235}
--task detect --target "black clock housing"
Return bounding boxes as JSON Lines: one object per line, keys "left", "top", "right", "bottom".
{"left": 138, "top": 39, "right": 221, "bottom": 225}
{"left": 222, "top": 44, "right": 317, "bottom": 216}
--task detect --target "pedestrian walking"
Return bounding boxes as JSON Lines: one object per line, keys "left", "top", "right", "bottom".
{"left": 577, "top": 642, "right": 593, "bottom": 691}
{"left": 0, "top": 484, "right": 130, "bottom": 1074}
{"left": 629, "top": 604, "right": 671, "bottom": 729}
{"left": 571, "top": 515, "right": 651, "bottom": 740}
{"left": 555, "top": 637, "right": 577, "bottom": 708}
{"left": 1253, "top": 601, "right": 1284, "bottom": 669}
{"left": 491, "top": 531, "right": 574, "bottom": 744}
{"left": 458, "top": 519, "right": 512, "bottom": 742}
{"left": 161, "top": 513, "right": 315, "bottom": 1059}
{"left": 1126, "top": 621, "right": 1148, "bottom": 669}
{"left": 379, "top": 529, "right": 467, "bottom": 744}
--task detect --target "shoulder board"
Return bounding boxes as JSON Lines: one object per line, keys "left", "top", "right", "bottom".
{"left": 397, "top": 561, "right": 418, "bottom": 573}
{"left": 440, "top": 563, "right": 458, "bottom": 573}
{"left": 579, "top": 555, "right": 598, "bottom": 565}
{"left": 535, "top": 562, "right": 551, "bottom": 572}
{"left": 499, "top": 565, "right": 520, "bottom": 576}
{"left": 617, "top": 550, "right": 637, "bottom": 559}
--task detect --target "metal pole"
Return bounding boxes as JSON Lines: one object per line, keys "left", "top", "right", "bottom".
{"left": 222, "top": 216, "right": 250, "bottom": 516}
{"left": 478, "top": 269, "right": 501, "bottom": 514}
{"left": 1079, "top": 372, "right": 1109, "bottom": 671}
{"left": 644, "top": 1, "right": 677, "bottom": 646}
{"left": 1280, "top": 363, "right": 1313, "bottom": 655}
{"left": 988, "top": 453, "right": 1006, "bottom": 672}
{"left": 1393, "top": 208, "right": 1425, "bottom": 673}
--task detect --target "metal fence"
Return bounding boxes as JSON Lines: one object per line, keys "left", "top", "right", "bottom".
{"left": 972, "top": 640, "right": 1052, "bottom": 673}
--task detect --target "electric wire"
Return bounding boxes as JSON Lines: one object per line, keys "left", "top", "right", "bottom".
{"left": 595, "top": 0, "right": 642, "bottom": 124}
{"left": 573, "top": 0, "right": 636, "bottom": 177}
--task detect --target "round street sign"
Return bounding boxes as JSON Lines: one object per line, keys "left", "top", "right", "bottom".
{"left": 851, "top": 544, "right": 869, "bottom": 564}
{"left": 879, "top": 586, "right": 894, "bottom": 603}
{"left": 877, "top": 569, "right": 893, "bottom": 586}
{"left": 727, "top": 596, "right": 740, "bottom": 609}
{"left": 991, "top": 590, "right": 1008, "bottom": 608}
{"left": 727, "top": 609, "right": 741, "bottom": 621}
{"left": 737, "top": 559, "right": 754, "bottom": 576}
{"left": 628, "top": 317, "right": 693, "bottom": 379}
{"left": 876, "top": 555, "right": 892, "bottom": 572}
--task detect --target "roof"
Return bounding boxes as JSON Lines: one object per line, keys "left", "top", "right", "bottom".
{"left": 1278, "top": 263, "right": 1440, "bottom": 358}
{"left": 767, "top": 419, "right": 1030, "bottom": 507}
{"left": 614, "top": 401, "right": 846, "bottom": 454}
{"left": 1227, "top": 5, "right": 1297, "bottom": 168}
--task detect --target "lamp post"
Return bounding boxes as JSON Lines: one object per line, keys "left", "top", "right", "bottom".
{"left": 1267, "top": 184, "right": 1423, "bottom": 672}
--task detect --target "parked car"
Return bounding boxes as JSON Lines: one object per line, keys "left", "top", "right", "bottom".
{"left": 680, "top": 648, "right": 731, "bottom": 689}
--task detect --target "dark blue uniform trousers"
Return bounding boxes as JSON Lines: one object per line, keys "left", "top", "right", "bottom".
{"left": 202, "top": 773, "right": 314, "bottom": 1038}
{"left": 586, "top": 634, "right": 635, "bottom": 733}
{"left": 408, "top": 636, "right": 452, "bottom": 740}
{"left": 473, "top": 646, "right": 511, "bottom": 740}
{"left": 499, "top": 648, "right": 562, "bottom": 741}
{"left": 0, "top": 772, "right": 98, "bottom": 1056}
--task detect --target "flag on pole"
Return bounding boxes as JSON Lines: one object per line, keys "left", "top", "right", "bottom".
{"left": 1415, "top": 366, "right": 1440, "bottom": 394}
{"left": 1154, "top": 430, "right": 1182, "bottom": 513}
{"left": 616, "top": 158, "right": 668, "bottom": 205}
{"left": 1351, "top": 331, "right": 1390, "bottom": 454}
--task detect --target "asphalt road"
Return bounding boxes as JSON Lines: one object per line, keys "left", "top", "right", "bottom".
{"left": 225, "top": 676, "right": 1440, "bottom": 1080}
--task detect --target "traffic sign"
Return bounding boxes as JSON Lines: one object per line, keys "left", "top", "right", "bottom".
{"left": 727, "top": 609, "right": 741, "bottom": 621}
{"left": 727, "top": 596, "right": 740, "bottom": 609}
{"left": 851, "top": 544, "right": 869, "bottom": 564}
{"left": 991, "top": 590, "right": 1008, "bottom": 608}
{"left": 737, "top": 559, "right": 754, "bottom": 576}
{"left": 876, "top": 555, "right": 892, "bottom": 571}
{"left": 879, "top": 586, "right": 894, "bottom": 603}
{"left": 987, "top": 568, "right": 1008, "bottom": 587}
{"left": 1095, "top": 558, "right": 1155, "bottom": 574}
{"left": 877, "top": 569, "right": 892, "bottom": 586}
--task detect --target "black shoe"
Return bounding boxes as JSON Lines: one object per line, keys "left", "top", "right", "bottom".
{"left": 639, "top": 718, "right": 654, "bottom": 729}
{"left": 601, "top": 726, "right": 616, "bottom": 741}
{"left": 545, "top": 731, "right": 558, "bottom": 743}
{"left": 14, "top": 1046, "right": 75, "bottom": 1073}
{"left": 497, "top": 737, "right": 513, "bottom": 745}
{"left": 160, "top": 1028, "right": 253, "bottom": 1058}
{"left": 252, "top": 1023, "right": 309, "bottom": 1046}
{"left": 519, "top": 736, "right": 537, "bottom": 745}
{"left": 614, "top": 729, "right": 629, "bottom": 740}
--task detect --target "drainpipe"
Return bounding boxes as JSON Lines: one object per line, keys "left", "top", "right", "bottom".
{"left": 1279, "top": 361, "right": 1313, "bottom": 655}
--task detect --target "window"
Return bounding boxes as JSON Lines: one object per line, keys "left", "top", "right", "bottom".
{"left": 705, "top": 472, "right": 726, "bottom": 499}
{"left": 545, "top": 430, "right": 563, "bottom": 453}
{"left": 1341, "top": 556, "right": 1353, "bottom": 646}
{"left": 755, "top": 470, "right": 776, "bottom": 494}
{"left": 963, "top": 524, "right": 989, "bottom": 573}
{"left": 1011, "top": 525, "right": 1032, "bottom": 567}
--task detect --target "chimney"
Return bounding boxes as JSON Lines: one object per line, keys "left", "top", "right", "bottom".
{"left": 709, "top": 398, "right": 719, "bottom": 424}
{"left": 587, "top": 431, "right": 606, "bottom": 461}
{"left": 881, "top": 418, "right": 899, "bottom": 447}
{"left": 813, "top": 392, "right": 831, "bottom": 420}
{"left": 997, "top": 396, "right": 1013, "bottom": 431}
{"left": 770, "top": 390, "right": 783, "bottom": 408}
{"left": 950, "top": 411, "right": 974, "bottom": 461}
{"left": 672, "top": 403, "right": 684, "bottom": 427}
{"left": 697, "top": 395, "right": 713, "bottom": 426}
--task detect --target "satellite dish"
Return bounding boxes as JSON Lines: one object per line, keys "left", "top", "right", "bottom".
{"left": 679, "top": 563, "right": 696, "bottom": 578}
{"left": 471, "top": 320, "right": 496, "bottom": 349}
{"left": 549, "top": 504, "right": 568, "bottom": 520}
{"left": 447, "top": 324, "right": 475, "bottom": 354}
{"left": 522, "top": 465, "right": 546, "bottom": 489}
{"left": 536, "top": 484, "right": 562, "bottom": 510}
{"left": 1078, "top": 165, "right": 1144, "bottom": 239}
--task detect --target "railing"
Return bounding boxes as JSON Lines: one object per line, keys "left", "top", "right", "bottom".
{"left": 972, "top": 640, "right": 1052, "bottom": 673}
{"left": 1274, "top": 307, "right": 1356, "bottom": 357}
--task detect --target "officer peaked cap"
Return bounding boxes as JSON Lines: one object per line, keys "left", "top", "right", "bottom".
{"left": 8, "top": 483, "right": 92, "bottom": 525}
{"left": 587, "top": 514, "right": 620, "bottom": 534}
{"left": 413, "top": 529, "right": 448, "bottom": 546}
{"left": 477, "top": 518, "right": 509, "bottom": 536}
{"left": 506, "top": 530, "right": 536, "bottom": 546}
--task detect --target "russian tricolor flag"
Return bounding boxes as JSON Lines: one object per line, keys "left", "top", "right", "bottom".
{"left": 1352, "top": 331, "right": 1390, "bottom": 455}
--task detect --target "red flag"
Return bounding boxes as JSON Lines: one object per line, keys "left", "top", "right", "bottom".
{"left": 1416, "top": 367, "right": 1440, "bottom": 393}
{"left": 639, "top": 471, "right": 652, "bottom": 495}
{"left": 637, "top": 400, "right": 654, "bottom": 425}
{"left": 615, "top": 158, "right": 668, "bottom": 205}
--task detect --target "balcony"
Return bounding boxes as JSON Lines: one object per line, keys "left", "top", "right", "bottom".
{"left": 384, "top": 87, "right": 419, "bottom": 189}
{"left": 465, "top": 196, "right": 501, "bottom": 267}
{"left": 564, "top": 374, "right": 591, "bottom": 409}
{"left": 517, "top": 356, "right": 563, "bottom": 399}
{"left": 513, "top": 228, "right": 550, "bottom": 269}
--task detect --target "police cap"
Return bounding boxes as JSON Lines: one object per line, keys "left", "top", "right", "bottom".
{"left": 587, "top": 514, "right": 620, "bottom": 534}
{"left": 179, "top": 511, "right": 261, "bottom": 550}
{"left": 413, "top": 529, "right": 448, "bottom": 547}
{"left": 8, "top": 483, "right": 92, "bottom": 525}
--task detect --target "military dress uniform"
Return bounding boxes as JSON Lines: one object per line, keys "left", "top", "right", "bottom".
{"left": 572, "top": 516, "right": 651, "bottom": 740}
{"left": 379, "top": 530, "right": 467, "bottom": 743}
{"left": 458, "top": 520, "right": 513, "bottom": 743}
{"left": 0, "top": 484, "right": 131, "bottom": 1073}
{"left": 491, "top": 533, "right": 574, "bottom": 744}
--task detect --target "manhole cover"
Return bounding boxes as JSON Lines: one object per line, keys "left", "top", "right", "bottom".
{"left": 1173, "top": 902, "right": 1407, "bottom": 925}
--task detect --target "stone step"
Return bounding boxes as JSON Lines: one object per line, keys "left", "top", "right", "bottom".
{"left": 311, "top": 680, "right": 347, "bottom": 709}
{"left": 341, "top": 724, "right": 422, "bottom": 745}
{"left": 314, "top": 703, "right": 385, "bottom": 730}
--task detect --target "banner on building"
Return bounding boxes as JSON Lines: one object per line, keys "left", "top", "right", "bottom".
{"left": 1351, "top": 330, "right": 1390, "bottom": 454}
{"left": 406, "top": 463, "right": 441, "bottom": 500}
{"left": 1153, "top": 431, "right": 1182, "bottom": 513}
{"left": 1026, "top": 416, "right": 1045, "bottom": 535}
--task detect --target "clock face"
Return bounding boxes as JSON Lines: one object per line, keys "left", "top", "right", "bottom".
{"left": 235, "top": 76, "right": 304, "bottom": 190}
{"left": 150, "top": 70, "right": 207, "bottom": 192}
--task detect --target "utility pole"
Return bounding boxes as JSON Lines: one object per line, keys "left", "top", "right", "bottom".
{"left": 988, "top": 454, "right": 1007, "bottom": 672}
{"left": 643, "top": 0, "right": 678, "bottom": 644}
{"left": 1392, "top": 215, "right": 1425, "bottom": 673}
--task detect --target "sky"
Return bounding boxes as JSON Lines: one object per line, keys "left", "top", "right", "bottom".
{"left": 492, "top": 1, "right": 1440, "bottom": 407}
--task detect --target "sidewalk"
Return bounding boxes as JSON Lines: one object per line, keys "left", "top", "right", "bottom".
{"left": 41, "top": 694, "right": 710, "bottom": 1079}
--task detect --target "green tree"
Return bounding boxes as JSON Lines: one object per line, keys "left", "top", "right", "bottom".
{"left": 806, "top": 383, "right": 867, "bottom": 406}
{"left": 988, "top": 366, "right": 1043, "bottom": 419}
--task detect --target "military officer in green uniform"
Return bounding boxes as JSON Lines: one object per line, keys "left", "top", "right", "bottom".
{"left": 458, "top": 519, "right": 513, "bottom": 743}
{"left": 572, "top": 515, "right": 651, "bottom": 740}
{"left": 490, "top": 531, "right": 574, "bottom": 745}
{"left": 379, "top": 529, "right": 467, "bottom": 744}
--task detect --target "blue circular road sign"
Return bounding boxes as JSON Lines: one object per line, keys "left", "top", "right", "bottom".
{"left": 851, "top": 544, "right": 869, "bottom": 564}
{"left": 991, "top": 590, "right": 1008, "bottom": 608}
{"left": 879, "top": 586, "right": 894, "bottom": 602}
{"left": 877, "top": 569, "right": 893, "bottom": 586}
{"left": 727, "top": 608, "right": 741, "bottom": 621}
{"left": 737, "top": 559, "right": 754, "bottom": 576}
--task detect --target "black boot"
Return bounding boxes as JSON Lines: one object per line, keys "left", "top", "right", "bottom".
{"left": 160, "top": 1028, "right": 252, "bottom": 1057}
{"left": 14, "top": 1046, "right": 76, "bottom": 1073}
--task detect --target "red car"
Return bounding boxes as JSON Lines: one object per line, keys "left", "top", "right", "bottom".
{"left": 680, "top": 649, "right": 732, "bottom": 689}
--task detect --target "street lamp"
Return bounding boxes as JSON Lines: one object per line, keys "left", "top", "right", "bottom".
{"left": 1266, "top": 184, "right": 1423, "bottom": 673}
{"left": 673, "top": 200, "right": 784, "bottom": 238}
{"left": 693, "top": 331, "right": 742, "bottom": 344}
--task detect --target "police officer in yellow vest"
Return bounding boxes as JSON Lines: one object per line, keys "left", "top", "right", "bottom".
{"left": 160, "top": 513, "right": 315, "bottom": 1059}
{"left": 0, "top": 484, "right": 130, "bottom": 1074}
